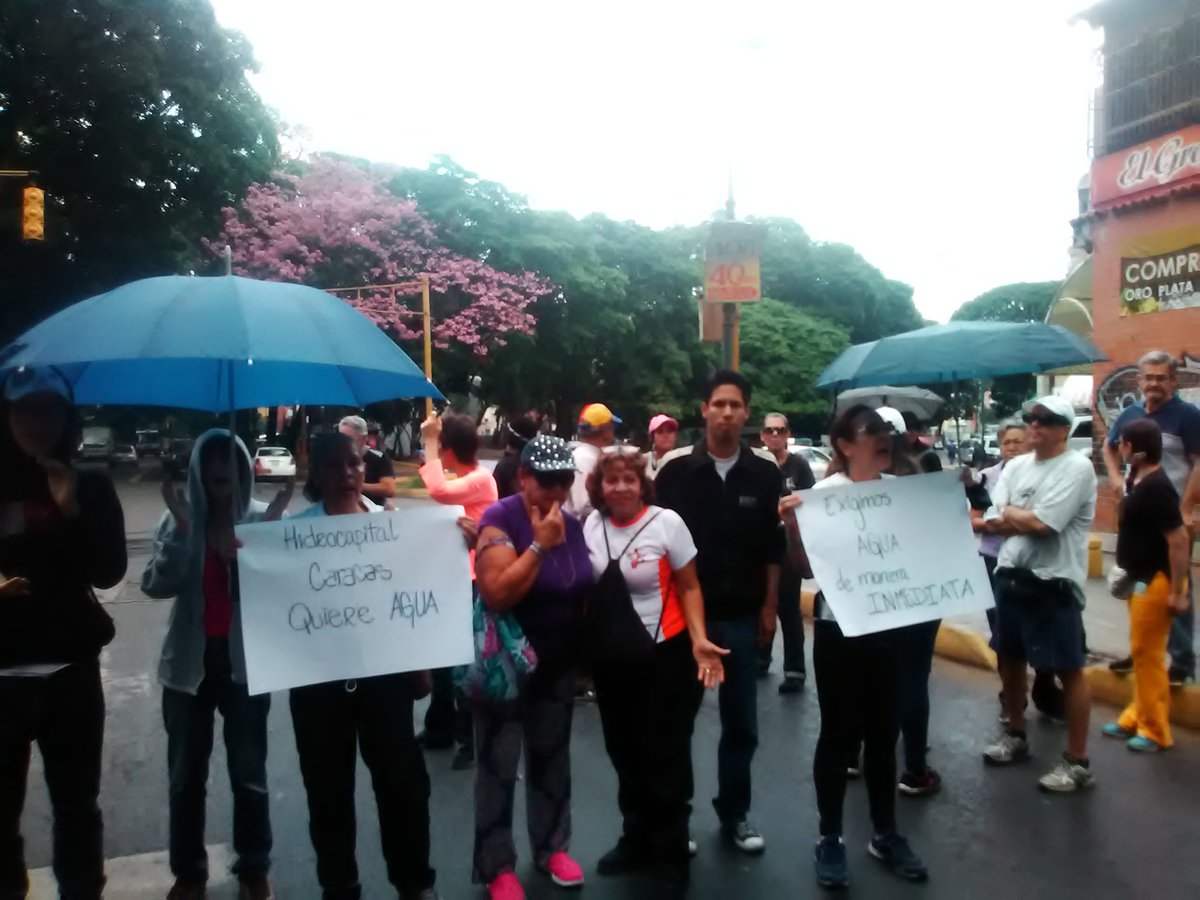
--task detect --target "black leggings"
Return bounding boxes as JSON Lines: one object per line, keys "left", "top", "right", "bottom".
{"left": 813, "top": 619, "right": 901, "bottom": 838}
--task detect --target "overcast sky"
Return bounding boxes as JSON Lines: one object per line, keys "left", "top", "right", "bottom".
{"left": 210, "top": 0, "right": 1101, "bottom": 322}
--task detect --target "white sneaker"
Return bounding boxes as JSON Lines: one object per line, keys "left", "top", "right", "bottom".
{"left": 1038, "top": 759, "right": 1095, "bottom": 793}
{"left": 983, "top": 732, "right": 1030, "bottom": 766}
{"left": 687, "top": 838, "right": 697, "bottom": 857}
{"left": 725, "top": 821, "right": 765, "bottom": 854}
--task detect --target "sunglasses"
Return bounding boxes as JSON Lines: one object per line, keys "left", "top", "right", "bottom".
{"left": 601, "top": 444, "right": 641, "bottom": 457}
{"left": 1022, "top": 412, "right": 1070, "bottom": 427}
{"left": 762, "top": 426, "right": 788, "bottom": 436}
{"left": 856, "top": 421, "right": 894, "bottom": 437}
{"left": 533, "top": 470, "right": 576, "bottom": 490}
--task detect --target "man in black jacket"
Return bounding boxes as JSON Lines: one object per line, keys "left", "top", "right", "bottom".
{"left": 655, "top": 371, "right": 783, "bottom": 855}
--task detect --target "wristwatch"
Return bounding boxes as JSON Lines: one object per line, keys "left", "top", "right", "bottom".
{"left": 529, "top": 541, "right": 545, "bottom": 558}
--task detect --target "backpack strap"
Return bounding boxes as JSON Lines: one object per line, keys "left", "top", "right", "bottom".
{"left": 606, "top": 509, "right": 663, "bottom": 561}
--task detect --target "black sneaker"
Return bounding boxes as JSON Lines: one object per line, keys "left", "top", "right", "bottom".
{"left": 597, "top": 838, "right": 647, "bottom": 876}
{"left": 898, "top": 769, "right": 943, "bottom": 797}
{"left": 451, "top": 744, "right": 474, "bottom": 771}
{"left": 415, "top": 729, "right": 454, "bottom": 751}
{"left": 1108, "top": 655, "right": 1134, "bottom": 675}
{"left": 779, "top": 673, "right": 806, "bottom": 694}
{"left": 868, "top": 833, "right": 928, "bottom": 882}
{"left": 724, "top": 820, "right": 765, "bottom": 854}
{"left": 814, "top": 835, "right": 848, "bottom": 889}
{"left": 167, "top": 880, "right": 207, "bottom": 900}
{"left": 1169, "top": 666, "right": 1194, "bottom": 687}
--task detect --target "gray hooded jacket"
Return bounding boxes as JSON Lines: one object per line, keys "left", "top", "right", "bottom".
{"left": 142, "top": 429, "right": 269, "bottom": 694}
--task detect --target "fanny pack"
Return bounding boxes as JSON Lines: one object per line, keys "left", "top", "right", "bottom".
{"left": 996, "top": 567, "right": 1076, "bottom": 608}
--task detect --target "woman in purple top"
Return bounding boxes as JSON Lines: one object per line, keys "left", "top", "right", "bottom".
{"left": 473, "top": 435, "right": 592, "bottom": 900}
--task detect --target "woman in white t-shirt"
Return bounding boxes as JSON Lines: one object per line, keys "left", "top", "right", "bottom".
{"left": 582, "top": 446, "right": 727, "bottom": 894}
{"left": 778, "top": 406, "right": 927, "bottom": 891}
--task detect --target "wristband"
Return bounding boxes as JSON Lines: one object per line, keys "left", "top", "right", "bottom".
{"left": 529, "top": 541, "right": 545, "bottom": 558}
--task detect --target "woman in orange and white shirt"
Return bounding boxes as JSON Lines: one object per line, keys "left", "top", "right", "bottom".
{"left": 581, "top": 447, "right": 727, "bottom": 894}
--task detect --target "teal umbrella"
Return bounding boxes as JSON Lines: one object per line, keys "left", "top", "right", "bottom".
{"left": 816, "top": 322, "right": 1107, "bottom": 390}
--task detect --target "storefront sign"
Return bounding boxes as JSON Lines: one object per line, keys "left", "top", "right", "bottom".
{"left": 1120, "top": 225, "right": 1200, "bottom": 315}
{"left": 1092, "top": 125, "right": 1200, "bottom": 208}
{"left": 705, "top": 221, "right": 766, "bottom": 302}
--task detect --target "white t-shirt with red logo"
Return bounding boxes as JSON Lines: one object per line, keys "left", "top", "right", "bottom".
{"left": 583, "top": 505, "right": 698, "bottom": 642}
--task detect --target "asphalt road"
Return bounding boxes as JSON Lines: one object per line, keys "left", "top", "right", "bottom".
{"left": 17, "top": 472, "right": 1200, "bottom": 899}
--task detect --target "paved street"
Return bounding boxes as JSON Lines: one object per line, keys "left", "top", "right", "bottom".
{"left": 18, "top": 472, "right": 1200, "bottom": 899}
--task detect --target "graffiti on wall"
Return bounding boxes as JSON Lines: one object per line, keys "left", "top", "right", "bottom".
{"left": 1096, "top": 353, "right": 1200, "bottom": 427}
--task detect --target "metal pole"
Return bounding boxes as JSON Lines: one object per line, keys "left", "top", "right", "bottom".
{"left": 421, "top": 276, "right": 434, "bottom": 417}
{"left": 223, "top": 244, "right": 232, "bottom": 276}
{"left": 722, "top": 304, "right": 736, "bottom": 369}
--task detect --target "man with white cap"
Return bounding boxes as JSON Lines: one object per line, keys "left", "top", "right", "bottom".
{"left": 981, "top": 395, "right": 1097, "bottom": 793}
{"left": 339, "top": 415, "right": 395, "bottom": 504}
{"left": 645, "top": 414, "right": 679, "bottom": 480}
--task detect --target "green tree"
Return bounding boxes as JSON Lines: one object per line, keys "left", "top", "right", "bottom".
{"left": 0, "top": 0, "right": 279, "bottom": 338}
{"left": 739, "top": 298, "right": 849, "bottom": 437}
{"left": 949, "top": 280, "right": 1061, "bottom": 416}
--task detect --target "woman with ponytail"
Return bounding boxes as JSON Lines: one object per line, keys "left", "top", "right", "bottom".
{"left": 1102, "top": 418, "right": 1192, "bottom": 752}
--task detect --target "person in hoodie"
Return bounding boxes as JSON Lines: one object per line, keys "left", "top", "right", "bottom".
{"left": 288, "top": 432, "right": 442, "bottom": 900}
{"left": 0, "top": 366, "right": 126, "bottom": 900}
{"left": 142, "top": 429, "right": 292, "bottom": 900}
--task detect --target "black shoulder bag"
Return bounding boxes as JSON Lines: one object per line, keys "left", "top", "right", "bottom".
{"left": 585, "top": 512, "right": 665, "bottom": 676}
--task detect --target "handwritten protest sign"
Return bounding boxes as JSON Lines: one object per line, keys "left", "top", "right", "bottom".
{"left": 236, "top": 505, "right": 474, "bottom": 694}
{"left": 795, "top": 472, "right": 992, "bottom": 637}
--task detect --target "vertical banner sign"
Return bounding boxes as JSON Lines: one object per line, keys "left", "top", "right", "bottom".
{"left": 236, "top": 505, "right": 474, "bottom": 694}
{"left": 705, "top": 221, "right": 766, "bottom": 302}
{"left": 795, "top": 472, "right": 993, "bottom": 636}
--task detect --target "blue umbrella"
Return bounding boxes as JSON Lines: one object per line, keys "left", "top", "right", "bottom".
{"left": 816, "top": 321, "right": 1107, "bottom": 391}
{"left": 0, "top": 274, "right": 443, "bottom": 410}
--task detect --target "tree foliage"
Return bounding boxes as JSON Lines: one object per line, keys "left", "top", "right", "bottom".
{"left": 0, "top": 0, "right": 280, "bottom": 337}
{"left": 214, "top": 156, "right": 552, "bottom": 354}
{"left": 950, "top": 281, "right": 1058, "bottom": 324}
{"left": 739, "top": 298, "right": 849, "bottom": 436}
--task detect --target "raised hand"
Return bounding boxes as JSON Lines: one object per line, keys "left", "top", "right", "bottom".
{"left": 265, "top": 478, "right": 295, "bottom": 521}
{"left": 420, "top": 413, "right": 442, "bottom": 443}
{"left": 39, "top": 458, "right": 80, "bottom": 518}
{"left": 161, "top": 474, "right": 192, "bottom": 536}
{"left": 457, "top": 516, "right": 479, "bottom": 550}
{"left": 531, "top": 501, "right": 566, "bottom": 549}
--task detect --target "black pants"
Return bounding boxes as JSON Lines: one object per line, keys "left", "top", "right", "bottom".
{"left": 758, "top": 563, "right": 806, "bottom": 677}
{"left": 0, "top": 661, "right": 105, "bottom": 900}
{"left": 163, "top": 639, "right": 271, "bottom": 883}
{"left": 897, "top": 620, "right": 940, "bottom": 775}
{"left": 423, "top": 667, "right": 472, "bottom": 748}
{"left": 813, "top": 620, "right": 900, "bottom": 838}
{"left": 289, "top": 673, "right": 435, "bottom": 900}
{"left": 595, "top": 635, "right": 704, "bottom": 876}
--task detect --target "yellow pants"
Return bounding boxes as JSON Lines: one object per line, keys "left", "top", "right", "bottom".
{"left": 1117, "top": 573, "right": 1173, "bottom": 748}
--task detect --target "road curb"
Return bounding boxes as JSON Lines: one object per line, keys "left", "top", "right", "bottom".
{"left": 799, "top": 590, "right": 1200, "bottom": 730}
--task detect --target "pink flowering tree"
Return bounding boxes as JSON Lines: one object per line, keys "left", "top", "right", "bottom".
{"left": 209, "top": 156, "right": 551, "bottom": 355}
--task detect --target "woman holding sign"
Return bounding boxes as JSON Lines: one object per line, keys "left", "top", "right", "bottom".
{"left": 582, "top": 446, "right": 727, "bottom": 894}
{"left": 287, "top": 432, "right": 441, "bottom": 900}
{"left": 473, "top": 434, "right": 593, "bottom": 900}
{"left": 778, "top": 405, "right": 927, "bottom": 890}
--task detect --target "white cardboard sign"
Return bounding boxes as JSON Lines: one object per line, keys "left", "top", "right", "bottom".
{"left": 795, "top": 471, "right": 993, "bottom": 636}
{"left": 235, "top": 505, "right": 474, "bottom": 694}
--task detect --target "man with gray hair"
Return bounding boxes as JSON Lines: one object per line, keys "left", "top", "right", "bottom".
{"left": 339, "top": 415, "right": 396, "bottom": 504}
{"left": 1103, "top": 350, "right": 1200, "bottom": 684}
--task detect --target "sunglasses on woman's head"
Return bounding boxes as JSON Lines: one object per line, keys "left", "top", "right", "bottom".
{"left": 855, "top": 421, "right": 892, "bottom": 437}
{"left": 601, "top": 445, "right": 641, "bottom": 457}
{"left": 762, "top": 426, "right": 788, "bottom": 436}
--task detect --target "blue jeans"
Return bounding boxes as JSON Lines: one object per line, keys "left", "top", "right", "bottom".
{"left": 706, "top": 616, "right": 759, "bottom": 825}
{"left": 897, "top": 621, "right": 940, "bottom": 775}
{"left": 1168, "top": 580, "right": 1195, "bottom": 675}
{"left": 163, "top": 639, "right": 271, "bottom": 882}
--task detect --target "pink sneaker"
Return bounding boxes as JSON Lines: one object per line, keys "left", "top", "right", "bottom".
{"left": 545, "top": 851, "right": 585, "bottom": 888}
{"left": 488, "top": 872, "right": 525, "bottom": 900}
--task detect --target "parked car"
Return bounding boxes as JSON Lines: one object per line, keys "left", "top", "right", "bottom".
{"left": 109, "top": 444, "right": 138, "bottom": 468}
{"left": 254, "top": 446, "right": 297, "bottom": 480}
{"left": 1068, "top": 414, "right": 1093, "bottom": 458}
{"left": 78, "top": 426, "right": 114, "bottom": 462}
{"left": 163, "top": 438, "right": 195, "bottom": 480}
{"left": 135, "top": 429, "right": 162, "bottom": 457}
{"left": 790, "top": 444, "right": 832, "bottom": 482}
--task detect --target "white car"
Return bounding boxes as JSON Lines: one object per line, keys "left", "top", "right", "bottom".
{"left": 1068, "top": 415, "right": 1093, "bottom": 459}
{"left": 253, "top": 447, "right": 296, "bottom": 480}
{"left": 109, "top": 444, "right": 138, "bottom": 468}
{"left": 790, "top": 444, "right": 832, "bottom": 482}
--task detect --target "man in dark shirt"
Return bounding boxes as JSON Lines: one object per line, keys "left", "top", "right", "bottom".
{"left": 656, "top": 371, "right": 783, "bottom": 855}
{"left": 339, "top": 415, "right": 395, "bottom": 505}
{"left": 755, "top": 413, "right": 814, "bottom": 693}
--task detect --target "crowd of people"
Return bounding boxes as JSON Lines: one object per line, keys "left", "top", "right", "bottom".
{"left": 1, "top": 349, "right": 1195, "bottom": 899}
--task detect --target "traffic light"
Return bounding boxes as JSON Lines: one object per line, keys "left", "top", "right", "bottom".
{"left": 22, "top": 186, "right": 44, "bottom": 241}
